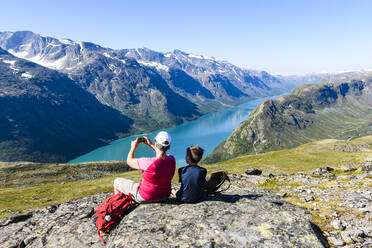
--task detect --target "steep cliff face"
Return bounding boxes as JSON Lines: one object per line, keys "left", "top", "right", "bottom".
{"left": 0, "top": 48, "right": 132, "bottom": 162}
{"left": 204, "top": 79, "right": 372, "bottom": 163}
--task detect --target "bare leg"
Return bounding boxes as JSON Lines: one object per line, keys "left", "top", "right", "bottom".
{"left": 113, "top": 178, "right": 139, "bottom": 196}
{"left": 171, "top": 188, "right": 178, "bottom": 197}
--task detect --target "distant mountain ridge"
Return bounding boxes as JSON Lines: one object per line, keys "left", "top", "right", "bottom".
{"left": 0, "top": 48, "right": 132, "bottom": 162}
{"left": 1, "top": 30, "right": 340, "bottom": 162}
{"left": 203, "top": 78, "right": 372, "bottom": 163}
{"left": 0, "top": 31, "right": 296, "bottom": 132}
{"left": 123, "top": 48, "right": 277, "bottom": 97}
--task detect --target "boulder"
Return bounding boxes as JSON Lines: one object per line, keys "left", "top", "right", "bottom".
{"left": 340, "top": 164, "right": 358, "bottom": 171}
{"left": 245, "top": 168, "right": 263, "bottom": 175}
{"left": 361, "top": 163, "right": 372, "bottom": 173}
{"left": 310, "top": 167, "right": 336, "bottom": 178}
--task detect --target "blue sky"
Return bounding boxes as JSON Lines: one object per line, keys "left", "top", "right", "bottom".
{"left": 1, "top": 0, "right": 372, "bottom": 75}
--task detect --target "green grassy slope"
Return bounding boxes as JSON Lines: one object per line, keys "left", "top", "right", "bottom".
{"left": 204, "top": 136, "right": 372, "bottom": 175}
{"left": 203, "top": 78, "right": 372, "bottom": 164}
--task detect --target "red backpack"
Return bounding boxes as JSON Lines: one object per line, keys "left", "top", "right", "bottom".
{"left": 94, "top": 192, "right": 135, "bottom": 243}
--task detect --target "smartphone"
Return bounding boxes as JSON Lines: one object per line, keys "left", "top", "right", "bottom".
{"left": 138, "top": 137, "right": 146, "bottom": 143}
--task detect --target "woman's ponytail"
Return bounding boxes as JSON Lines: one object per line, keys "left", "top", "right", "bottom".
{"left": 156, "top": 142, "right": 170, "bottom": 158}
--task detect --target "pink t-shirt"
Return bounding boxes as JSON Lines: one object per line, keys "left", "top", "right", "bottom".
{"left": 137, "top": 155, "right": 176, "bottom": 201}
{"left": 138, "top": 157, "right": 157, "bottom": 171}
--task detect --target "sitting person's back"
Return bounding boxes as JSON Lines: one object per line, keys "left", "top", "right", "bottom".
{"left": 176, "top": 146, "right": 207, "bottom": 203}
{"left": 114, "top": 131, "right": 176, "bottom": 203}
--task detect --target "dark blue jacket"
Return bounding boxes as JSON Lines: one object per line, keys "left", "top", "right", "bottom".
{"left": 176, "top": 165, "right": 207, "bottom": 203}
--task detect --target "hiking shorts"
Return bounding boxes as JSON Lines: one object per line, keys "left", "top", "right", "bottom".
{"left": 114, "top": 178, "right": 169, "bottom": 204}
{"left": 114, "top": 178, "right": 145, "bottom": 202}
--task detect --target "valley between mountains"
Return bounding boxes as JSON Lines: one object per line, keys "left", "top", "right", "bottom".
{"left": 0, "top": 31, "right": 308, "bottom": 162}
{"left": 1, "top": 31, "right": 372, "bottom": 247}
{"left": 204, "top": 78, "right": 372, "bottom": 164}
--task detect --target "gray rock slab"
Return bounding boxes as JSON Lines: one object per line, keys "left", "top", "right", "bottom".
{"left": 0, "top": 182, "right": 326, "bottom": 248}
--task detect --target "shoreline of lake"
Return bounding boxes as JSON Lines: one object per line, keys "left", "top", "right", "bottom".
{"left": 68, "top": 94, "right": 284, "bottom": 166}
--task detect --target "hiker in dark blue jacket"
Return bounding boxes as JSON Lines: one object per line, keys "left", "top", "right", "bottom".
{"left": 174, "top": 145, "right": 207, "bottom": 203}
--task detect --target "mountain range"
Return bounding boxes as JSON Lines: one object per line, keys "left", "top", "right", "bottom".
{"left": 0, "top": 30, "right": 310, "bottom": 162}
{"left": 0, "top": 48, "right": 132, "bottom": 162}
{"left": 0, "top": 31, "right": 300, "bottom": 131}
{"left": 203, "top": 77, "right": 372, "bottom": 163}
{"left": 0, "top": 31, "right": 297, "bottom": 162}
{"left": 4, "top": 31, "right": 365, "bottom": 163}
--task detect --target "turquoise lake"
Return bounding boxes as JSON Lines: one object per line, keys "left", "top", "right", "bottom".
{"left": 69, "top": 95, "right": 279, "bottom": 166}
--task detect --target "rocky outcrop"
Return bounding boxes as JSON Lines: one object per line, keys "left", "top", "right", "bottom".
{"left": 204, "top": 78, "right": 372, "bottom": 164}
{"left": 0, "top": 175, "right": 326, "bottom": 248}
{"left": 241, "top": 163, "right": 372, "bottom": 248}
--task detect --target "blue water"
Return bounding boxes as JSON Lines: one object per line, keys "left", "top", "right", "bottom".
{"left": 69, "top": 95, "right": 278, "bottom": 166}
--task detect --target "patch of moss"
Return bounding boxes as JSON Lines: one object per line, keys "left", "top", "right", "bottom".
{"left": 258, "top": 180, "right": 279, "bottom": 188}
{"left": 354, "top": 170, "right": 364, "bottom": 175}
{"left": 257, "top": 179, "right": 301, "bottom": 188}
{"left": 316, "top": 182, "right": 335, "bottom": 190}
{"left": 340, "top": 178, "right": 351, "bottom": 182}
{"left": 330, "top": 169, "right": 364, "bottom": 176}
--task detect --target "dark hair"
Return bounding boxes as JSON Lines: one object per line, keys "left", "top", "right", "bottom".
{"left": 186, "top": 145, "right": 204, "bottom": 164}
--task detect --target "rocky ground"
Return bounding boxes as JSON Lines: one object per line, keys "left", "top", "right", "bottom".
{"left": 0, "top": 162, "right": 370, "bottom": 247}
{"left": 243, "top": 162, "right": 372, "bottom": 247}
{"left": 1, "top": 176, "right": 326, "bottom": 247}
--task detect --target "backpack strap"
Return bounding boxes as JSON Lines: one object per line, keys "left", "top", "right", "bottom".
{"left": 98, "top": 230, "right": 105, "bottom": 243}
{"left": 98, "top": 220, "right": 116, "bottom": 243}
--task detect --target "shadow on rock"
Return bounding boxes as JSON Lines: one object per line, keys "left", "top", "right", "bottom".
{"left": 205, "top": 193, "right": 263, "bottom": 203}
{"left": 142, "top": 193, "right": 263, "bottom": 205}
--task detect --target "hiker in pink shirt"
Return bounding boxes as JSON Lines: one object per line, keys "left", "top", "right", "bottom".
{"left": 114, "top": 131, "right": 176, "bottom": 202}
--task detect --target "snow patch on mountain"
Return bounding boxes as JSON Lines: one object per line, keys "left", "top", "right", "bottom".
{"left": 188, "top": 53, "right": 215, "bottom": 61}
{"left": 108, "top": 64, "right": 122, "bottom": 75}
{"left": 188, "top": 54, "right": 203, "bottom": 59}
{"left": 21, "top": 72, "right": 32, "bottom": 78}
{"left": 2, "top": 60, "right": 16, "bottom": 65}
{"left": 103, "top": 52, "right": 112, "bottom": 58}
{"left": 77, "top": 41, "right": 84, "bottom": 49}
{"left": 8, "top": 49, "right": 29, "bottom": 58}
{"left": 47, "top": 40, "right": 60, "bottom": 47}
{"left": 59, "top": 39, "right": 72, "bottom": 45}
{"left": 138, "top": 60, "right": 169, "bottom": 71}
{"left": 1, "top": 59, "right": 19, "bottom": 72}
{"left": 16, "top": 53, "right": 67, "bottom": 70}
